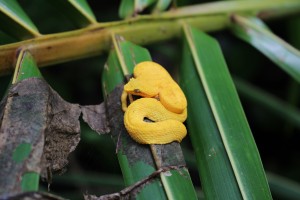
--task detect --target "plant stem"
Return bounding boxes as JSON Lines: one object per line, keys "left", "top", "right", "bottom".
{"left": 0, "top": 0, "right": 299, "bottom": 75}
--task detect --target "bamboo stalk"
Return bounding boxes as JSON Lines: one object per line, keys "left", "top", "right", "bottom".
{"left": 0, "top": 0, "right": 299, "bottom": 75}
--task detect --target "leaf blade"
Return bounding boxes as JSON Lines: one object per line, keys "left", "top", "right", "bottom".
{"left": 0, "top": 0, "right": 40, "bottom": 39}
{"left": 69, "top": 0, "right": 97, "bottom": 23}
{"left": 183, "top": 24, "right": 272, "bottom": 199}
{"left": 46, "top": 0, "right": 97, "bottom": 27}
{"left": 103, "top": 39, "right": 168, "bottom": 200}
{"left": 231, "top": 15, "right": 300, "bottom": 83}
{"left": 104, "top": 35, "right": 197, "bottom": 200}
{"left": 153, "top": 0, "right": 172, "bottom": 13}
{"left": 119, "top": 0, "right": 157, "bottom": 18}
{"left": 180, "top": 33, "right": 242, "bottom": 199}
{"left": 12, "top": 49, "right": 43, "bottom": 84}
{"left": 234, "top": 77, "right": 300, "bottom": 128}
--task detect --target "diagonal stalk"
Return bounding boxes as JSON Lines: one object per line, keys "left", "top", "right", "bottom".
{"left": 0, "top": 0, "right": 300, "bottom": 75}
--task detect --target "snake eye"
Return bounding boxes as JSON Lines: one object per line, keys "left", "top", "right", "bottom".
{"left": 134, "top": 89, "right": 140, "bottom": 93}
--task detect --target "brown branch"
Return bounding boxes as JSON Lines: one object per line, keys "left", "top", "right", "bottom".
{"left": 0, "top": 0, "right": 299, "bottom": 75}
{"left": 84, "top": 165, "right": 185, "bottom": 200}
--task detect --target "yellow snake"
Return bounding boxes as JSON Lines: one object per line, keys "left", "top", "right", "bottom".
{"left": 121, "top": 61, "right": 187, "bottom": 144}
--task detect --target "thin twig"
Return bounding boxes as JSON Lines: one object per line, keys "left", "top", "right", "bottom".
{"left": 84, "top": 165, "right": 185, "bottom": 200}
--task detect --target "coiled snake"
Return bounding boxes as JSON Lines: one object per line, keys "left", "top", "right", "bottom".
{"left": 121, "top": 61, "right": 187, "bottom": 144}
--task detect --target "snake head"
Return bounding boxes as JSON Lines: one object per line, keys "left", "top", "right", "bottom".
{"left": 124, "top": 78, "right": 157, "bottom": 97}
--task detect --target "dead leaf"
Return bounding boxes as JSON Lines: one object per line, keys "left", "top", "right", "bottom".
{"left": 0, "top": 78, "right": 81, "bottom": 196}
{"left": 42, "top": 83, "right": 81, "bottom": 175}
{"left": 0, "top": 78, "right": 49, "bottom": 195}
{"left": 81, "top": 103, "right": 110, "bottom": 134}
{"left": 2, "top": 191, "right": 66, "bottom": 200}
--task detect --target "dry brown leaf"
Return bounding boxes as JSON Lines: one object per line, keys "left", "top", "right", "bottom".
{"left": 0, "top": 78, "right": 81, "bottom": 196}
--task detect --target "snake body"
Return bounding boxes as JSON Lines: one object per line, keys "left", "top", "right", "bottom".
{"left": 122, "top": 61, "right": 187, "bottom": 144}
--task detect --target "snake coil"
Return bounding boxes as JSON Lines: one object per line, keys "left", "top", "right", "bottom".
{"left": 121, "top": 61, "right": 187, "bottom": 144}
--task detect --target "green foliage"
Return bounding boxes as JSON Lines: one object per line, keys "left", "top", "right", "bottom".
{"left": 232, "top": 15, "right": 300, "bottom": 83}
{"left": 0, "top": 0, "right": 300, "bottom": 199}
{"left": 182, "top": 25, "right": 271, "bottom": 199}
{"left": 0, "top": 0, "right": 39, "bottom": 38}
{"left": 103, "top": 37, "right": 169, "bottom": 200}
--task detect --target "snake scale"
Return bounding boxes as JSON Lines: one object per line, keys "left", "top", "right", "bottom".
{"left": 121, "top": 61, "right": 187, "bottom": 144}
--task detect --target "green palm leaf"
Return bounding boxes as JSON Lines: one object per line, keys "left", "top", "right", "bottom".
{"left": 103, "top": 35, "right": 197, "bottom": 200}
{"left": 234, "top": 77, "right": 300, "bottom": 128}
{"left": 231, "top": 15, "right": 300, "bottom": 83}
{"left": 103, "top": 37, "right": 167, "bottom": 200}
{"left": 0, "top": 1, "right": 300, "bottom": 199}
{"left": 1, "top": 50, "right": 42, "bottom": 194}
{"left": 153, "top": 0, "right": 172, "bottom": 13}
{"left": 182, "top": 24, "right": 272, "bottom": 199}
{"left": 0, "top": 0, "right": 39, "bottom": 39}
{"left": 46, "top": 0, "right": 97, "bottom": 27}
{"left": 119, "top": 0, "right": 157, "bottom": 18}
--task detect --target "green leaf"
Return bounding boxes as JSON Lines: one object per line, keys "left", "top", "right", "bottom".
{"left": 153, "top": 0, "right": 172, "bottom": 13}
{"left": 119, "top": 0, "right": 157, "bottom": 18}
{"left": 103, "top": 35, "right": 197, "bottom": 199}
{"left": 112, "top": 34, "right": 152, "bottom": 75}
{"left": 180, "top": 29, "right": 242, "bottom": 200}
{"left": 182, "top": 24, "right": 272, "bottom": 199}
{"left": 8, "top": 50, "right": 42, "bottom": 193}
{"left": 119, "top": 0, "right": 134, "bottom": 19}
{"left": 21, "top": 172, "right": 39, "bottom": 192}
{"left": 0, "top": 1, "right": 299, "bottom": 74}
{"left": 231, "top": 15, "right": 300, "bottom": 83}
{"left": 135, "top": 0, "right": 157, "bottom": 12}
{"left": 0, "top": 0, "right": 40, "bottom": 39}
{"left": 12, "top": 49, "right": 42, "bottom": 84}
{"left": 113, "top": 35, "right": 197, "bottom": 200}
{"left": 267, "top": 172, "right": 300, "bottom": 199}
{"left": 12, "top": 143, "right": 31, "bottom": 163}
{"left": 69, "top": 0, "right": 97, "bottom": 22}
{"left": 46, "top": 0, "right": 97, "bottom": 27}
{"left": 103, "top": 38, "right": 167, "bottom": 200}
{"left": 101, "top": 51, "right": 124, "bottom": 96}
{"left": 234, "top": 77, "right": 300, "bottom": 129}
{"left": 161, "top": 0, "right": 300, "bottom": 18}
{"left": 160, "top": 169, "right": 197, "bottom": 200}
